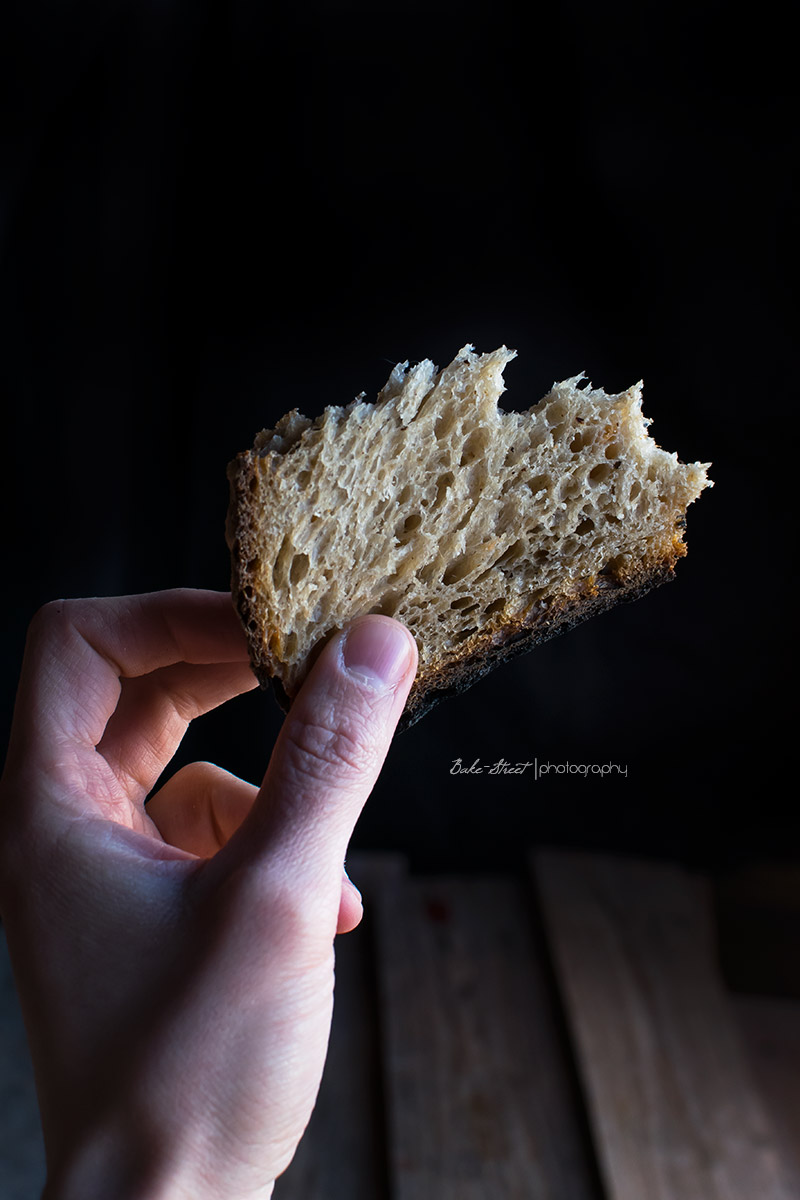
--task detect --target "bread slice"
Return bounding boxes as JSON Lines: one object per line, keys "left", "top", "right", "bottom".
{"left": 227, "top": 346, "right": 712, "bottom": 729}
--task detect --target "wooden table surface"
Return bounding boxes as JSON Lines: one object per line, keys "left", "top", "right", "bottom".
{"left": 279, "top": 850, "right": 800, "bottom": 1200}
{"left": 2, "top": 850, "right": 798, "bottom": 1199}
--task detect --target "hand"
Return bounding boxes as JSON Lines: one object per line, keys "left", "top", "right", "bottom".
{"left": 0, "top": 589, "right": 417, "bottom": 1200}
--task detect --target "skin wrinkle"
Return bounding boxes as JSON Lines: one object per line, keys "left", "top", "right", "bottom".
{"left": 44, "top": 650, "right": 121, "bottom": 753}
{"left": 77, "top": 605, "right": 129, "bottom": 682}
{"left": 99, "top": 746, "right": 161, "bottom": 805}
{"left": 283, "top": 715, "right": 373, "bottom": 784}
{"left": 98, "top": 721, "right": 168, "bottom": 804}
{"left": 144, "top": 765, "right": 256, "bottom": 860}
{"left": 116, "top": 677, "right": 191, "bottom": 796}
{"left": 152, "top": 591, "right": 253, "bottom": 670}
{"left": 155, "top": 599, "right": 199, "bottom": 680}
{"left": 49, "top": 600, "right": 128, "bottom": 688}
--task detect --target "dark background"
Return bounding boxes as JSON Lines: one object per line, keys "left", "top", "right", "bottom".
{"left": 0, "top": 1, "right": 792, "bottom": 872}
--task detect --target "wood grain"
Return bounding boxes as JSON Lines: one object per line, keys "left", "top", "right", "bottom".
{"left": 532, "top": 850, "right": 795, "bottom": 1200}
{"left": 733, "top": 994, "right": 800, "bottom": 1194}
{"left": 373, "top": 869, "right": 601, "bottom": 1200}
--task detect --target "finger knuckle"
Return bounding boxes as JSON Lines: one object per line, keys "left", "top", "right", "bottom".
{"left": 29, "top": 597, "right": 72, "bottom": 639}
{"left": 283, "top": 712, "right": 375, "bottom": 788}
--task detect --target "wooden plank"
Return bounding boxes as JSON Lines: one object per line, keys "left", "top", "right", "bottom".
{"left": 532, "top": 850, "right": 794, "bottom": 1200}
{"left": 373, "top": 871, "right": 602, "bottom": 1200}
{"left": 733, "top": 995, "right": 800, "bottom": 1193}
{"left": 274, "top": 854, "right": 407, "bottom": 1199}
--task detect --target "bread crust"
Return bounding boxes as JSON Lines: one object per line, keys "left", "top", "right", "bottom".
{"left": 395, "top": 557, "right": 676, "bottom": 730}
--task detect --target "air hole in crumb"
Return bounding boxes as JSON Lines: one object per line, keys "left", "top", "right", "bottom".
{"left": 454, "top": 626, "right": 479, "bottom": 644}
{"left": 576, "top": 517, "right": 595, "bottom": 534}
{"left": 546, "top": 399, "right": 569, "bottom": 426}
{"left": 272, "top": 534, "right": 293, "bottom": 588}
{"left": 434, "top": 472, "right": 454, "bottom": 507}
{"left": 570, "top": 430, "right": 592, "bottom": 452}
{"left": 485, "top": 597, "right": 506, "bottom": 616}
{"left": 434, "top": 412, "right": 456, "bottom": 440}
{"left": 528, "top": 474, "right": 551, "bottom": 497}
{"left": 443, "top": 551, "right": 483, "bottom": 586}
{"left": 451, "top": 595, "right": 477, "bottom": 610}
{"left": 370, "top": 591, "right": 402, "bottom": 617}
{"left": 601, "top": 554, "right": 629, "bottom": 578}
{"left": 397, "top": 512, "right": 423, "bottom": 543}
{"left": 459, "top": 429, "right": 486, "bottom": 466}
{"left": 494, "top": 539, "right": 525, "bottom": 569}
{"left": 589, "top": 463, "right": 613, "bottom": 485}
{"left": 605, "top": 442, "right": 622, "bottom": 459}
{"left": 290, "top": 553, "right": 309, "bottom": 585}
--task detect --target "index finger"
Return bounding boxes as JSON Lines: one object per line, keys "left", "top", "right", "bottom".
{"left": 6, "top": 589, "right": 252, "bottom": 764}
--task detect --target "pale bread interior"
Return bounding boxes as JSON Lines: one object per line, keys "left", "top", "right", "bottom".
{"left": 228, "top": 346, "right": 712, "bottom": 704}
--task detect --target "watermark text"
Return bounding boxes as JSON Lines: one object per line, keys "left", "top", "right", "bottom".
{"left": 450, "top": 758, "right": 628, "bottom": 780}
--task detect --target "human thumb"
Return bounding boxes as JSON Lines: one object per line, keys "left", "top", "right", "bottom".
{"left": 210, "top": 616, "right": 417, "bottom": 911}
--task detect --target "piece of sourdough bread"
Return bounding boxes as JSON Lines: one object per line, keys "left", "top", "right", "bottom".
{"left": 227, "top": 346, "right": 711, "bottom": 728}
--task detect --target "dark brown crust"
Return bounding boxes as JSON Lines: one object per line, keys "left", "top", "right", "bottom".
{"left": 264, "top": 565, "right": 677, "bottom": 732}
{"left": 395, "top": 560, "right": 676, "bottom": 730}
{"left": 226, "top": 451, "right": 270, "bottom": 671}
